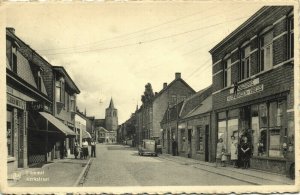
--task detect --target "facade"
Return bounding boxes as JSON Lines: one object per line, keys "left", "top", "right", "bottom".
{"left": 161, "top": 86, "right": 213, "bottom": 162}
{"left": 6, "top": 28, "right": 80, "bottom": 175}
{"left": 209, "top": 6, "right": 294, "bottom": 174}
{"left": 75, "top": 111, "right": 92, "bottom": 147}
{"left": 136, "top": 72, "right": 195, "bottom": 145}
{"left": 6, "top": 28, "right": 52, "bottom": 173}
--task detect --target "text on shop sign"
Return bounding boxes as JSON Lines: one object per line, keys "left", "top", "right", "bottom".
{"left": 227, "top": 84, "right": 264, "bottom": 101}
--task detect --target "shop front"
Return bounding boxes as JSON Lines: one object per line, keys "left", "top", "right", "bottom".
{"left": 215, "top": 88, "right": 294, "bottom": 174}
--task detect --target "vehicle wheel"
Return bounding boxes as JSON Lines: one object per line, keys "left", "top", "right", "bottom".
{"left": 155, "top": 154, "right": 158, "bottom": 157}
{"left": 141, "top": 153, "right": 143, "bottom": 156}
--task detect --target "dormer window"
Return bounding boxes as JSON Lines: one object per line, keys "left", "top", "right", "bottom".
{"left": 56, "top": 77, "right": 65, "bottom": 103}
{"left": 70, "top": 95, "right": 76, "bottom": 112}
{"left": 11, "top": 44, "right": 17, "bottom": 73}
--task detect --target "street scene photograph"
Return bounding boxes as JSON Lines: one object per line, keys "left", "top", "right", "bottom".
{"left": 2, "top": 1, "right": 298, "bottom": 193}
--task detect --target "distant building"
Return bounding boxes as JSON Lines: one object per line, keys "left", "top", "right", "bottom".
{"left": 135, "top": 72, "right": 195, "bottom": 145}
{"left": 94, "top": 98, "right": 118, "bottom": 143}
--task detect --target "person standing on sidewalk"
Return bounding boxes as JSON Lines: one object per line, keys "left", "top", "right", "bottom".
{"left": 216, "top": 138, "right": 226, "bottom": 167}
{"left": 230, "top": 135, "right": 238, "bottom": 167}
{"left": 240, "top": 136, "right": 251, "bottom": 169}
{"left": 91, "top": 139, "right": 96, "bottom": 157}
{"left": 82, "top": 139, "right": 89, "bottom": 159}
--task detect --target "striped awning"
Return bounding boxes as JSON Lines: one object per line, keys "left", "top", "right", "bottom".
{"left": 39, "top": 112, "right": 77, "bottom": 136}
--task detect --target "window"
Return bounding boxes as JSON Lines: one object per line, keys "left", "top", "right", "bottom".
{"left": 218, "top": 121, "right": 226, "bottom": 141}
{"left": 180, "top": 129, "right": 185, "bottom": 151}
{"left": 171, "top": 95, "right": 177, "bottom": 105}
{"left": 196, "top": 126, "right": 203, "bottom": 151}
{"left": 260, "top": 31, "right": 273, "bottom": 72}
{"left": 240, "top": 45, "right": 251, "bottom": 80}
{"left": 70, "top": 95, "right": 76, "bottom": 112}
{"left": 37, "top": 70, "right": 42, "bottom": 91}
{"left": 223, "top": 58, "right": 232, "bottom": 87}
{"left": 55, "top": 78, "right": 64, "bottom": 103}
{"left": 288, "top": 16, "right": 294, "bottom": 58}
{"left": 227, "top": 118, "right": 238, "bottom": 151}
{"left": 10, "top": 45, "right": 18, "bottom": 73}
{"left": 7, "top": 109, "right": 13, "bottom": 157}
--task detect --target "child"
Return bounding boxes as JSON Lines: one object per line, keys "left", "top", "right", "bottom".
{"left": 221, "top": 148, "right": 227, "bottom": 167}
{"left": 216, "top": 138, "right": 225, "bottom": 167}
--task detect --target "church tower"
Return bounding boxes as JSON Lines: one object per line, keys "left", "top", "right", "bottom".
{"left": 105, "top": 98, "right": 118, "bottom": 131}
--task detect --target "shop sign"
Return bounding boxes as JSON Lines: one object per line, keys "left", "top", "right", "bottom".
{"left": 7, "top": 94, "right": 25, "bottom": 109}
{"left": 27, "top": 101, "right": 50, "bottom": 112}
{"left": 227, "top": 84, "right": 264, "bottom": 101}
{"left": 229, "top": 78, "right": 260, "bottom": 94}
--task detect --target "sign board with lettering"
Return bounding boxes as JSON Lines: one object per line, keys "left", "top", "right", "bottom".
{"left": 27, "top": 101, "right": 50, "bottom": 112}
{"left": 7, "top": 94, "right": 26, "bottom": 110}
{"left": 227, "top": 84, "right": 264, "bottom": 101}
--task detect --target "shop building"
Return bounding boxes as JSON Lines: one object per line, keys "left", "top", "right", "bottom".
{"left": 209, "top": 6, "right": 294, "bottom": 174}
{"left": 6, "top": 28, "right": 53, "bottom": 172}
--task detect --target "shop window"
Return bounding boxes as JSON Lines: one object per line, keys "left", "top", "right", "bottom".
{"left": 218, "top": 120, "right": 226, "bottom": 143}
{"left": 180, "top": 129, "right": 185, "bottom": 151}
{"left": 251, "top": 105, "right": 261, "bottom": 156}
{"left": 223, "top": 58, "right": 232, "bottom": 87}
{"left": 240, "top": 45, "right": 251, "bottom": 81}
{"left": 288, "top": 16, "right": 294, "bottom": 58}
{"left": 260, "top": 30, "right": 273, "bottom": 72}
{"left": 227, "top": 118, "right": 238, "bottom": 151}
{"left": 7, "top": 109, "right": 13, "bottom": 157}
{"left": 196, "top": 126, "right": 203, "bottom": 151}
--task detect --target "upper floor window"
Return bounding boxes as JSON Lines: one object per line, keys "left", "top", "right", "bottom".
{"left": 55, "top": 78, "right": 65, "bottom": 103}
{"left": 37, "top": 70, "right": 42, "bottom": 91}
{"left": 70, "top": 95, "right": 76, "bottom": 112}
{"left": 288, "top": 16, "right": 294, "bottom": 58}
{"left": 223, "top": 57, "right": 231, "bottom": 87}
{"left": 260, "top": 31, "right": 273, "bottom": 72}
{"left": 240, "top": 45, "right": 251, "bottom": 81}
{"left": 11, "top": 45, "right": 17, "bottom": 73}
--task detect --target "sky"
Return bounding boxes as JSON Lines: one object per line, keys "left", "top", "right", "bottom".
{"left": 4, "top": 2, "right": 269, "bottom": 123}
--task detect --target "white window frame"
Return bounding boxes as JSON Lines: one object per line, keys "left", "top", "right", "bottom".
{"left": 240, "top": 45, "right": 251, "bottom": 81}
{"left": 260, "top": 30, "right": 273, "bottom": 72}
{"left": 223, "top": 57, "right": 232, "bottom": 87}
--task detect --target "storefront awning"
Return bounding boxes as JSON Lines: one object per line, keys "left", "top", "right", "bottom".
{"left": 82, "top": 129, "right": 92, "bottom": 139}
{"left": 39, "top": 112, "right": 77, "bottom": 136}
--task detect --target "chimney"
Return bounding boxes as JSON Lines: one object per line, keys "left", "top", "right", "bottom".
{"left": 7, "top": 27, "right": 15, "bottom": 34}
{"left": 163, "top": 83, "right": 167, "bottom": 89}
{"left": 175, "top": 72, "right": 181, "bottom": 79}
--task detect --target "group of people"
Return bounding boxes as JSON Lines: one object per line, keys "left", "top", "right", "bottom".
{"left": 74, "top": 139, "right": 97, "bottom": 159}
{"left": 216, "top": 134, "right": 252, "bottom": 169}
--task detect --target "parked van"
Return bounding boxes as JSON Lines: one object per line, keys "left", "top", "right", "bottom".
{"left": 138, "top": 139, "right": 157, "bottom": 156}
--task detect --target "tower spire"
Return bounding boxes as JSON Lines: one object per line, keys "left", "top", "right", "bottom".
{"left": 109, "top": 97, "right": 114, "bottom": 109}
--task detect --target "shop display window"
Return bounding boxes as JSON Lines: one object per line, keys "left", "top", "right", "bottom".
{"left": 7, "top": 109, "right": 13, "bottom": 157}
{"left": 227, "top": 118, "right": 238, "bottom": 151}
{"left": 196, "top": 126, "right": 203, "bottom": 151}
{"left": 218, "top": 120, "right": 226, "bottom": 142}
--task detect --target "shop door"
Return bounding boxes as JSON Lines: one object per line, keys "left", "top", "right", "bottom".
{"left": 205, "top": 125, "right": 209, "bottom": 162}
{"left": 188, "top": 129, "right": 192, "bottom": 158}
{"left": 18, "top": 113, "right": 24, "bottom": 168}
{"left": 167, "top": 130, "right": 170, "bottom": 154}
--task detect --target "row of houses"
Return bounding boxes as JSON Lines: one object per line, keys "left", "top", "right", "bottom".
{"left": 119, "top": 6, "right": 295, "bottom": 175}
{"left": 6, "top": 27, "right": 95, "bottom": 176}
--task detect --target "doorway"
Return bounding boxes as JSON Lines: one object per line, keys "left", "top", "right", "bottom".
{"left": 18, "top": 112, "right": 24, "bottom": 168}
{"left": 205, "top": 125, "right": 209, "bottom": 162}
{"left": 188, "top": 129, "right": 192, "bottom": 158}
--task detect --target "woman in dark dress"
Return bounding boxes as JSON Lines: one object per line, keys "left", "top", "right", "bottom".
{"left": 240, "top": 136, "right": 251, "bottom": 169}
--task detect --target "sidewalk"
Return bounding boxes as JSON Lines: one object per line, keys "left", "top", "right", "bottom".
{"left": 8, "top": 156, "right": 91, "bottom": 187}
{"left": 159, "top": 153, "right": 294, "bottom": 185}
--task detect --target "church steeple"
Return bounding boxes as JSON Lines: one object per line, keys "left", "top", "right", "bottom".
{"left": 109, "top": 98, "right": 114, "bottom": 109}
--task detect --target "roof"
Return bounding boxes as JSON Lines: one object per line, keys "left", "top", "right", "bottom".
{"left": 183, "top": 95, "right": 212, "bottom": 119}
{"left": 53, "top": 66, "right": 80, "bottom": 94}
{"left": 179, "top": 85, "right": 212, "bottom": 118}
{"left": 82, "top": 129, "right": 92, "bottom": 139}
{"left": 39, "top": 112, "right": 77, "bottom": 136}
{"left": 94, "top": 119, "right": 105, "bottom": 127}
{"left": 97, "top": 126, "right": 109, "bottom": 132}
{"left": 161, "top": 101, "right": 184, "bottom": 124}
{"left": 154, "top": 77, "right": 195, "bottom": 101}
{"left": 209, "top": 6, "right": 269, "bottom": 54}
{"left": 108, "top": 98, "right": 114, "bottom": 109}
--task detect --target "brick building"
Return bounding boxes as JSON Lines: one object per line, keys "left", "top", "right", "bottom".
{"left": 135, "top": 72, "right": 195, "bottom": 145}
{"left": 209, "top": 6, "right": 294, "bottom": 174}
{"left": 6, "top": 28, "right": 81, "bottom": 174}
{"left": 161, "top": 86, "right": 212, "bottom": 161}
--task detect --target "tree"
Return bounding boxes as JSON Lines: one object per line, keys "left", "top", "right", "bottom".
{"left": 141, "top": 83, "right": 154, "bottom": 105}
